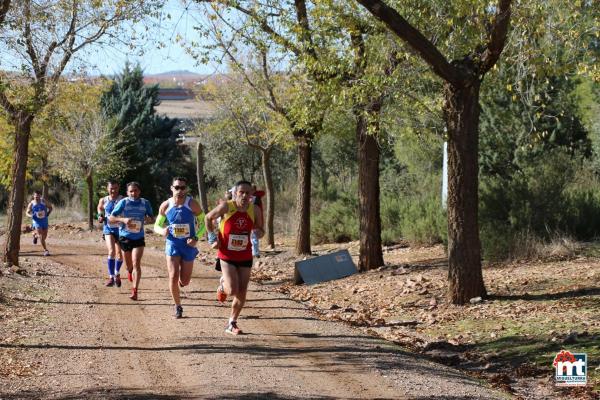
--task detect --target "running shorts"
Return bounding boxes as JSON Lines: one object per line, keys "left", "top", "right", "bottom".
{"left": 165, "top": 241, "right": 199, "bottom": 262}
{"left": 118, "top": 237, "right": 145, "bottom": 252}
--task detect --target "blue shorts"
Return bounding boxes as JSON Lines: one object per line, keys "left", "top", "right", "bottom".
{"left": 32, "top": 221, "right": 48, "bottom": 230}
{"left": 165, "top": 241, "right": 199, "bottom": 262}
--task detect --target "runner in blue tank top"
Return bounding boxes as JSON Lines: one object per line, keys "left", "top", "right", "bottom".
{"left": 109, "top": 181, "right": 154, "bottom": 300}
{"left": 154, "top": 177, "right": 206, "bottom": 318}
{"left": 26, "top": 191, "right": 53, "bottom": 256}
{"left": 97, "top": 180, "right": 124, "bottom": 288}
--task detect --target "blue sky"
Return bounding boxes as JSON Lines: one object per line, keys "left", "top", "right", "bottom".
{"left": 83, "top": 1, "right": 214, "bottom": 76}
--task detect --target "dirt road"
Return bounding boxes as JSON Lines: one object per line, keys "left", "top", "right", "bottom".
{"left": 0, "top": 234, "right": 507, "bottom": 399}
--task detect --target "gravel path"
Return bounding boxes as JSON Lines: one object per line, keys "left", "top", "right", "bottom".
{"left": 0, "top": 235, "right": 509, "bottom": 399}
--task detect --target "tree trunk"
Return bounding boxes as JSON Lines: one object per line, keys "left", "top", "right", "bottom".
{"left": 3, "top": 115, "right": 33, "bottom": 267}
{"left": 444, "top": 80, "right": 487, "bottom": 304}
{"left": 356, "top": 104, "right": 384, "bottom": 271}
{"left": 196, "top": 142, "right": 209, "bottom": 214}
{"left": 295, "top": 136, "right": 312, "bottom": 255}
{"left": 86, "top": 171, "right": 94, "bottom": 231}
{"left": 41, "top": 156, "right": 49, "bottom": 199}
{"left": 261, "top": 148, "right": 275, "bottom": 249}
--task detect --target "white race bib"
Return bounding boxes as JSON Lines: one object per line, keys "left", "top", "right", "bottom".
{"left": 36, "top": 210, "right": 46, "bottom": 218}
{"left": 126, "top": 220, "right": 142, "bottom": 233}
{"left": 227, "top": 234, "right": 248, "bottom": 251}
{"left": 171, "top": 224, "right": 190, "bottom": 238}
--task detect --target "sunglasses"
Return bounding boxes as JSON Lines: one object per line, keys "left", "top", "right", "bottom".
{"left": 172, "top": 185, "right": 187, "bottom": 190}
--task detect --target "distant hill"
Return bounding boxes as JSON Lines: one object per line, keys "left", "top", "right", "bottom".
{"left": 146, "top": 70, "right": 206, "bottom": 79}
{"left": 144, "top": 70, "right": 209, "bottom": 86}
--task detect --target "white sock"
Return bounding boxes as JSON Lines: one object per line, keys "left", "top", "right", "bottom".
{"left": 228, "top": 317, "right": 236, "bottom": 324}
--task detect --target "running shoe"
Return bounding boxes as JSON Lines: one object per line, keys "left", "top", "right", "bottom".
{"left": 43, "top": 250, "right": 50, "bottom": 256}
{"left": 225, "top": 321, "right": 242, "bottom": 335}
{"left": 32, "top": 235, "right": 37, "bottom": 245}
{"left": 127, "top": 271, "right": 133, "bottom": 282}
{"left": 129, "top": 288, "right": 138, "bottom": 300}
{"left": 216, "top": 276, "right": 227, "bottom": 303}
{"left": 105, "top": 277, "right": 115, "bottom": 287}
{"left": 174, "top": 305, "right": 183, "bottom": 319}
{"left": 115, "top": 275, "right": 122, "bottom": 287}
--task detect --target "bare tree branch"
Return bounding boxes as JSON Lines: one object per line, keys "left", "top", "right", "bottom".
{"left": 480, "top": 0, "right": 512, "bottom": 73}
{"left": 198, "top": 0, "right": 303, "bottom": 56}
{"left": 355, "top": 0, "right": 461, "bottom": 85}
{"left": 23, "top": 0, "right": 41, "bottom": 78}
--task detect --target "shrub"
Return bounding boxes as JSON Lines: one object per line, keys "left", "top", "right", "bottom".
{"left": 480, "top": 152, "right": 600, "bottom": 260}
{"left": 381, "top": 191, "right": 446, "bottom": 246}
{"left": 311, "top": 194, "right": 358, "bottom": 244}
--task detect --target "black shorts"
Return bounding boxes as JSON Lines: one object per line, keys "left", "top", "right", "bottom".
{"left": 118, "top": 237, "right": 145, "bottom": 252}
{"left": 215, "top": 258, "right": 253, "bottom": 271}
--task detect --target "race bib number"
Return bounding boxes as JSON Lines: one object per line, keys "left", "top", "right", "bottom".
{"left": 126, "top": 220, "right": 142, "bottom": 233}
{"left": 171, "top": 224, "right": 190, "bottom": 238}
{"left": 36, "top": 210, "right": 46, "bottom": 218}
{"left": 228, "top": 234, "right": 248, "bottom": 251}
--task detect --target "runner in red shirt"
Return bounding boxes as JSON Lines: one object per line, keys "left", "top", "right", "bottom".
{"left": 205, "top": 180, "right": 264, "bottom": 335}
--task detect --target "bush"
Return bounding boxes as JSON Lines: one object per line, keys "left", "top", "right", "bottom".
{"left": 480, "top": 151, "right": 600, "bottom": 260}
{"left": 381, "top": 191, "right": 446, "bottom": 246}
{"left": 311, "top": 193, "right": 358, "bottom": 244}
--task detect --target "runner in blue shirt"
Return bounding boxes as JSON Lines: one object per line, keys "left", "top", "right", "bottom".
{"left": 154, "top": 177, "right": 205, "bottom": 318}
{"left": 97, "top": 180, "right": 124, "bottom": 288}
{"left": 26, "top": 191, "right": 53, "bottom": 256}
{"left": 109, "top": 181, "right": 154, "bottom": 300}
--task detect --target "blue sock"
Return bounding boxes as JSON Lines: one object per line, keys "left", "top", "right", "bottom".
{"left": 115, "top": 259, "right": 123, "bottom": 274}
{"left": 107, "top": 258, "right": 115, "bottom": 277}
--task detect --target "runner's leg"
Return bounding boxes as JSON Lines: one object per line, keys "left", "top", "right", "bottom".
{"left": 105, "top": 234, "right": 116, "bottom": 279}
{"left": 123, "top": 249, "right": 134, "bottom": 280}
{"left": 230, "top": 266, "right": 251, "bottom": 322}
{"left": 132, "top": 246, "right": 144, "bottom": 289}
{"left": 179, "top": 259, "right": 194, "bottom": 287}
{"left": 39, "top": 228, "right": 49, "bottom": 252}
{"left": 220, "top": 261, "right": 239, "bottom": 297}
{"left": 167, "top": 255, "right": 182, "bottom": 305}
{"left": 114, "top": 239, "right": 124, "bottom": 277}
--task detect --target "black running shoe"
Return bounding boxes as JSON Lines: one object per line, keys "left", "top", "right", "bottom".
{"left": 174, "top": 305, "right": 183, "bottom": 319}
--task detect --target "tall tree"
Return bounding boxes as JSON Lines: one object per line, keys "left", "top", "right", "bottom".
{"left": 355, "top": 0, "right": 512, "bottom": 303}
{"left": 195, "top": 1, "right": 392, "bottom": 267}
{"left": 0, "top": 0, "right": 151, "bottom": 266}
{"left": 49, "top": 81, "right": 125, "bottom": 231}
{"left": 204, "top": 67, "right": 289, "bottom": 250}
{"left": 193, "top": 0, "right": 330, "bottom": 255}
{"left": 100, "top": 64, "right": 193, "bottom": 209}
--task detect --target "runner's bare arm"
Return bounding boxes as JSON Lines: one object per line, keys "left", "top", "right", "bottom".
{"left": 153, "top": 201, "right": 169, "bottom": 236}
{"left": 205, "top": 202, "right": 228, "bottom": 233}
{"left": 189, "top": 198, "right": 206, "bottom": 238}
{"left": 190, "top": 198, "right": 204, "bottom": 216}
{"left": 97, "top": 198, "right": 105, "bottom": 222}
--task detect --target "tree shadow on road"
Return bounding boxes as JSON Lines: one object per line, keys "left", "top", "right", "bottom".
{"left": 0, "top": 338, "right": 496, "bottom": 392}
{"left": 489, "top": 287, "right": 600, "bottom": 301}
{"left": 0, "top": 388, "right": 190, "bottom": 400}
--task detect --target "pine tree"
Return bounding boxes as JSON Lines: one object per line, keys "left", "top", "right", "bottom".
{"left": 100, "top": 64, "right": 192, "bottom": 208}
